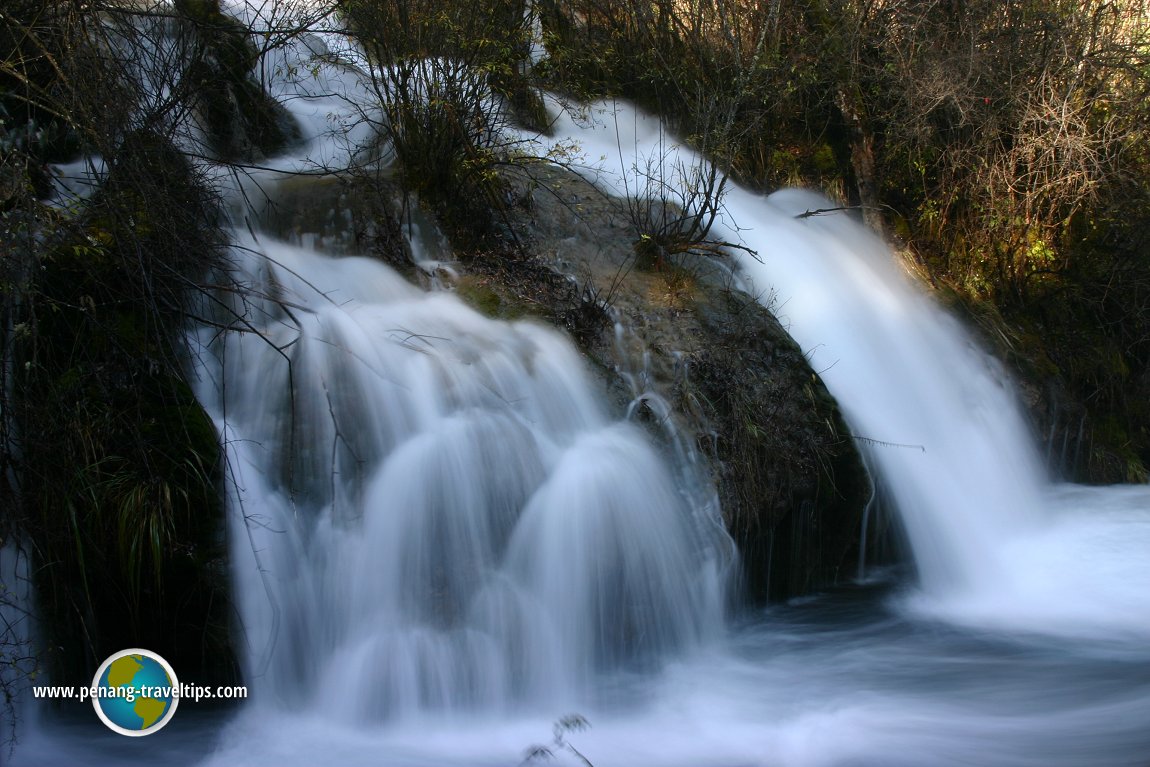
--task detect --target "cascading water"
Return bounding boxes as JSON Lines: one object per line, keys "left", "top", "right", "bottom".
{"left": 177, "top": 15, "right": 731, "bottom": 725}
{"left": 728, "top": 190, "right": 1049, "bottom": 592}
{"left": 195, "top": 230, "right": 729, "bottom": 718}
{"left": 536, "top": 100, "right": 1052, "bottom": 599}
{"left": 529, "top": 97, "right": 1150, "bottom": 637}
{"left": 13, "top": 7, "right": 1150, "bottom": 767}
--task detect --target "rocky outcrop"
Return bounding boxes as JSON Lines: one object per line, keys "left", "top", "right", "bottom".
{"left": 454, "top": 164, "right": 874, "bottom": 602}
{"left": 248, "top": 160, "right": 877, "bottom": 604}
{"left": 175, "top": 0, "right": 301, "bottom": 162}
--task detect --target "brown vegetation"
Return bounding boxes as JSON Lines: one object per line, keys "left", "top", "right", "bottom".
{"left": 539, "top": 0, "right": 1150, "bottom": 480}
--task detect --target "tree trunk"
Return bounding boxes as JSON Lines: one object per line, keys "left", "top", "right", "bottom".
{"left": 836, "top": 86, "right": 884, "bottom": 234}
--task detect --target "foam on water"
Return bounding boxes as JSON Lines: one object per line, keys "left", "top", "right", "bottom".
{"left": 14, "top": 9, "right": 1150, "bottom": 766}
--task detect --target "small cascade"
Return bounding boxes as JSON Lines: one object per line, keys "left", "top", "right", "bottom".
{"left": 195, "top": 225, "right": 729, "bottom": 718}
{"left": 179, "top": 15, "right": 732, "bottom": 719}
{"left": 727, "top": 189, "right": 1047, "bottom": 595}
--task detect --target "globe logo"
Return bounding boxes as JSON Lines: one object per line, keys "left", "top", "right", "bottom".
{"left": 91, "top": 649, "right": 179, "bottom": 736}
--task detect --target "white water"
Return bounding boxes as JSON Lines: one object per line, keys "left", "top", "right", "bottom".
{"left": 533, "top": 99, "right": 1150, "bottom": 636}
{"left": 13, "top": 9, "right": 1150, "bottom": 767}
{"left": 537, "top": 100, "right": 1053, "bottom": 600}
{"left": 193, "top": 229, "right": 729, "bottom": 717}
{"left": 733, "top": 190, "right": 1048, "bottom": 596}
{"left": 188, "top": 85, "right": 1150, "bottom": 767}
{"left": 174, "top": 18, "right": 726, "bottom": 722}
{"left": 191, "top": 480, "right": 1150, "bottom": 767}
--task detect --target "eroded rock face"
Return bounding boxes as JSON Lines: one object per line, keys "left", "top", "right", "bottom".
{"left": 683, "top": 290, "right": 872, "bottom": 601}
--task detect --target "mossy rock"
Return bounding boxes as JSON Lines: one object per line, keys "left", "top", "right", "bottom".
{"left": 682, "top": 290, "right": 872, "bottom": 601}
{"left": 15, "top": 130, "right": 237, "bottom": 686}
{"left": 455, "top": 275, "right": 533, "bottom": 320}
{"left": 477, "top": 161, "right": 877, "bottom": 602}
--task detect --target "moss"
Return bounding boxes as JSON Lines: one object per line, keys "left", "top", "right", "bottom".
{"left": 939, "top": 258, "right": 1150, "bottom": 485}
{"left": 505, "top": 83, "right": 551, "bottom": 134}
{"left": 14, "top": 130, "right": 237, "bottom": 686}
{"left": 23, "top": 310, "right": 233, "bottom": 683}
{"left": 1088, "top": 416, "right": 1149, "bottom": 484}
{"left": 455, "top": 275, "right": 532, "bottom": 320}
{"left": 813, "top": 143, "right": 838, "bottom": 175}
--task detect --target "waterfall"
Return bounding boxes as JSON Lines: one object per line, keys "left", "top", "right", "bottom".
{"left": 727, "top": 189, "right": 1048, "bottom": 594}
{"left": 11, "top": 7, "right": 1150, "bottom": 767}
{"left": 187, "top": 25, "right": 730, "bottom": 718}
{"left": 195, "top": 231, "right": 728, "bottom": 717}
{"left": 535, "top": 100, "right": 1048, "bottom": 598}
{"left": 182, "top": 72, "right": 1150, "bottom": 767}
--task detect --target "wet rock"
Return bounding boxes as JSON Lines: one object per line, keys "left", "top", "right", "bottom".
{"left": 462, "top": 163, "right": 876, "bottom": 602}
{"left": 175, "top": 0, "right": 301, "bottom": 161}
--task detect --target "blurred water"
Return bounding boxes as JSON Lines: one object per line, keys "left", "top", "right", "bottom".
{"left": 537, "top": 99, "right": 1048, "bottom": 598}
{"left": 540, "top": 100, "right": 1150, "bottom": 645}
{"left": 13, "top": 9, "right": 1150, "bottom": 766}
{"left": 20, "top": 550, "right": 1150, "bottom": 766}
{"left": 186, "top": 90, "right": 1150, "bottom": 767}
{"left": 189, "top": 229, "right": 730, "bottom": 719}
{"left": 194, "top": 480, "right": 1150, "bottom": 766}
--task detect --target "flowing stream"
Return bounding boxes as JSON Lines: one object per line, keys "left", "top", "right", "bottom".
{"left": 12, "top": 9, "right": 1150, "bottom": 767}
